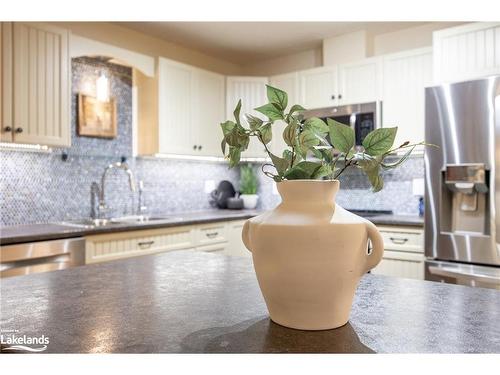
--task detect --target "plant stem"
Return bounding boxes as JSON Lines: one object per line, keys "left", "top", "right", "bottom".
{"left": 333, "top": 155, "right": 354, "bottom": 179}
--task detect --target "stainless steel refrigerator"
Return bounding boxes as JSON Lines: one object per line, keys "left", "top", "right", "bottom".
{"left": 425, "top": 76, "right": 500, "bottom": 289}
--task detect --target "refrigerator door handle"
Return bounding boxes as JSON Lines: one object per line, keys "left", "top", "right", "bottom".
{"left": 428, "top": 265, "right": 500, "bottom": 285}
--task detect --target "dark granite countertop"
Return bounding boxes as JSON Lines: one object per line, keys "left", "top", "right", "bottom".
{"left": 1, "top": 251, "right": 498, "bottom": 353}
{"left": 0, "top": 210, "right": 263, "bottom": 245}
{"left": 0, "top": 209, "right": 423, "bottom": 246}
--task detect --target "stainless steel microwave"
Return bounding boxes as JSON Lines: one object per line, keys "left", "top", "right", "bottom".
{"left": 302, "top": 102, "right": 380, "bottom": 148}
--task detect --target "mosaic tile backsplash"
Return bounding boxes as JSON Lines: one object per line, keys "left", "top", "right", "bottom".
{"left": 0, "top": 58, "right": 424, "bottom": 227}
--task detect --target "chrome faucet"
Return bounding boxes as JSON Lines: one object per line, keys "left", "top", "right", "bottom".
{"left": 90, "top": 162, "right": 136, "bottom": 219}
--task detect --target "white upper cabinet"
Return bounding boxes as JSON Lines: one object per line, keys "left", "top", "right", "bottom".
{"left": 382, "top": 47, "right": 433, "bottom": 150}
{"left": 158, "top": 58, "right": 194, "bottom": 155}
{"left": 338, "top": 57, "right": 382, "bottom": 105}
{"left": 157, "top": 57, "right": 225, "bottom": 156}
{"left": 299, "top": 66, "right": 338, "bottom": 109}
{"left": 433, "top": 22, "right": 500, "bottom": 83}
{"left": 193, "top": 69, "right": 225, "bottom": 156}
{"left": 1, "top": 22, "right": 70, "bottom": 147}
{"left": 226, "top": 76, "right": 268, "bottom": 157}
{"left": 269, "top": 72, "right": 299, "bottom": 156}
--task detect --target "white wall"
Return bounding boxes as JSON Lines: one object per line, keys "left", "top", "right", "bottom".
{"left": 323, "top": 30, "right": 372, "bottom": 66}
{"left": 372, "top": 22, "right": 467, "bottom": 56}
{"left": 240, "top": 47, "right": 322, "bottom": 76}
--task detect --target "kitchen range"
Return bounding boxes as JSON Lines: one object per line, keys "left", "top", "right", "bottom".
{"left": 1, "top": 19, "right": 500, "bottom": 360}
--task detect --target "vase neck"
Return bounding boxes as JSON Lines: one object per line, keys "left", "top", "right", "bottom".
{"left": 277, "top": 180, "right": 339, "bottom": 205}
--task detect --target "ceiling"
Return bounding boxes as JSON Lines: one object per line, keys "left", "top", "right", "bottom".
{"left": 117, "top": 22, "right": 430, "bottom": 65}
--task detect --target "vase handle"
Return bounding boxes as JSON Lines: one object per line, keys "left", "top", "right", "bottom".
{"left": 364, "top": 221, "right": 384, "bottom": 272}
{"left": 242, "top": 220, "right": 252, "bottom": 253}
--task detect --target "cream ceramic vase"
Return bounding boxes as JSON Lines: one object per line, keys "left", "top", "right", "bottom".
{"left": 242, "top": 180, "right": 384, "bottom": 330}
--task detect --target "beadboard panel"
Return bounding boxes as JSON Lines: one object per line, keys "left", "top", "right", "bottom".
{"left": 12, "top": 22, "right": 70, "bottom": 147}
{"left": 372, "top": 251, "right": 425, "bottom": 280}
{"left": 434, "top": 22, "right": 500, "bottom": 83}
{"left": 86, "top": 226, "right": 195, "bottom": 264}
{"left": 226, "top": 76, "right": 268, "bottom": 157}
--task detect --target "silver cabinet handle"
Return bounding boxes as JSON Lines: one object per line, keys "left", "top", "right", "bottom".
{"left": 389, "top": 237, "right": 409, "bottom": 245}
{"left": 138, "top": 240, "right": 155, "bottom": 249}
{"left": 206, "top": 232, "right": 219, "bottom": 239}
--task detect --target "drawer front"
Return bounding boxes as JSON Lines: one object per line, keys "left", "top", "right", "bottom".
{"left": 196, "top": 243, "right": 227, "bottom": 254}
{"left": 378, "top": 226, "right": 424, "bottom": 252}
{"left": 196, "top": 223, "right": 227, "bottom": 246}
{"left": 86, "top": 226, "right": 195, "bottom": 263}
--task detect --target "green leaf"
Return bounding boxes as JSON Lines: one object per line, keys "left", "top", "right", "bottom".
{"left": 288, "top": 104, "right": 306, "bottom": 115}
{"left": 221, "top": 139, "right": 226, "bottom": 155}
{"left": 245, "top": 114, "right": 263, "bottom": 131}
{"left": 284, "top": 161, "right": 324, "bottom": 180}
{"left": 327, "top": 118, "right": 355, "bottom": 153}
{"left": 269, "top": 152, "right": 290, "bottom": 176}
{"left": 220, "top": 120, "right": 236, "bottom": 136}
{"left": 362, "top": 127, "right": 397, "bottom": 156}
{"left": 282, "top": 121, "right": 298, "bottom": 146}
{"left": 358, "top": 158, "right": 384, "bottom": 192}
{"left": 312, "top": 163, "right": 332, "bottom": 179}
{"left": 254, "top": 103, "right": 284, "bottom": 121}
{"left": 381, "top": 145, "right": 415, "bottom": 170}
{"left": 228, "top": 147, "right": 241, "bottom": 168}
{"left": 233, "top": 100, "right": 242, "bottom": 125}
{"left": 240, "top": 164, "right": 258, "bottom": 194}
{"left": 266, "top": 85, "right": 288, "bottom": 111}
{"left": 259, "top": 123, "right": 272, "bottom": 144}
{"left": 296, "top": 129, "right": 320, "bottom": 158}
{"left": 283, "top": 149, "right": 293, "bottom": 162}
{"left": 225, "top": 127, "right": 249, "bottom": 150}
{"left": 304, "top": 117, "right": 329, "bottom": 136}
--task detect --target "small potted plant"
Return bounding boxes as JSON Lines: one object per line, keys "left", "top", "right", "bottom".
{"left": 220, "top": 85, "right": 427, "bottom": 330}
{"left": 239, "top": 164, "right": 259, "bottom": 209}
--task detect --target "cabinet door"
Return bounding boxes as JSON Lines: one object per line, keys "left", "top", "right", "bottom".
{"left": 226, "top": 76, "right": 268, "bottom": 157}
{"left": 12, "top": 22, "right": 70, "bottom": 147}
{"left": 382, "top": 48, "right": 433, "bottom": 149}
{"left": 269, "top": 72, "right": 299, "bottom": 156}
{"left": 433, "top": 22, "right": 500, "bottom": 83}
{"left": 193, "top": 69, "right": 225, "bottom": 156}
{"left": 1, "top": 22, "right": 13, "bottom": 142}
{"left": 299, "top": 66, "right": 338, "bottom": 109}
{"left": 158, "top": 58, "right": 195, "bottom": 154}
{"left": 371, "top": 250, "right": 424, "bottom": 280}
{"left": 338, "top": 57, "right": 382, "bottom": 105}
{"left": 225, "top": 220, "right": 251, "bottom": 257}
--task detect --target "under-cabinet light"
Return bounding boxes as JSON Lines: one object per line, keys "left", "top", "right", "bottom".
{"left": 145, "top": 153, "right": 268, "bottom": 163}
{"left": 0, "top": 142, "right": 52, "bottom": 153}
{"left": 96, "top": 73, "right": 110, "bottom": 102}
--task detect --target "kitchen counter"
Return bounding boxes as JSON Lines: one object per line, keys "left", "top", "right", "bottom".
{"left": 0, "top": 210, "right": 423, "bottom": 246}
{"left": 0, "top": 210, "right": 263, "bottom": 245}
{"left": 1, "top": 251, "right": 498, "bottom": 353}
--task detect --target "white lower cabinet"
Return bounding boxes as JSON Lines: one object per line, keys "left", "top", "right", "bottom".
{"left": 371, "top": 225, "right": 425, "bottom": 280}
{"left": 225, "top": 220, "right": 251, "bottom": 257}
{"left": 85, "top": 226, "right": 195, "bottom": 264}
{"left": 85, "top": 219, "right": 250, "bottom": 264}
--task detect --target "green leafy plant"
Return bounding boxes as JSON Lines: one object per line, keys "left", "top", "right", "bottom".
{"left": 220, "top": 85, "right": 428, "bottom": 192}
{"left": 240, "top": 164, "right": 258, "bottom": 195}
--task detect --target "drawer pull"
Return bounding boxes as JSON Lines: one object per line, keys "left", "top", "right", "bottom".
{"left": 389, "top": 237, "right": 409, "bottom": 245}
{"left": 138, "top": 240, "right": 155, "bottom": 249}
{"left": 205, "top": 232, "right": 219, "bottom": 239}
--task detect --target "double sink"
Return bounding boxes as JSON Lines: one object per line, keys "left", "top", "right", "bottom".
{"left": 59, "top": 215, "right": 184, "bottom": 229}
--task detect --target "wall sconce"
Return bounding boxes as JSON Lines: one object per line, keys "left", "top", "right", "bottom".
{"left": 96, "top": 72, "right": 110, "bottom": 102}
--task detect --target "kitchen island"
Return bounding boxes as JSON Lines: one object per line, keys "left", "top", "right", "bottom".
{"left": 1, "top": 251, "right": 499, "bottom": 353}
